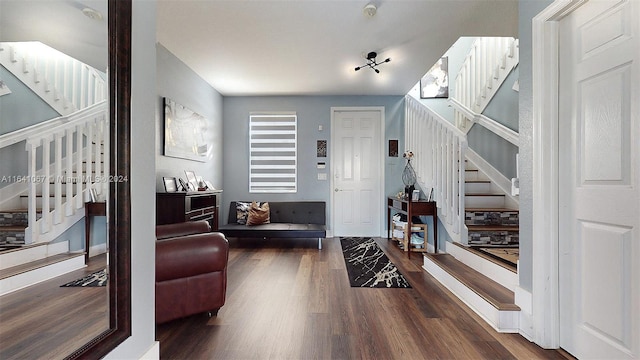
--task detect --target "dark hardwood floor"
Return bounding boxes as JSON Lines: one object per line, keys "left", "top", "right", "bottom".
{"left": 0, "top": 253, "right": 108, "bottom": 360}
{"left": 157, "top": 237, "right": 570, "bottom": 360}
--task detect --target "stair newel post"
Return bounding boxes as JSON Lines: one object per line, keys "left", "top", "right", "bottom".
{"left": 41, "top": 135, "right": 52, "bottom": 234}
{"left": 54, "top": 131, "right": 63, "bottom": 224}
{"left": 86, "top": 119, "right": 94, "bottom": 202}
{"left": 65, "top": 126, "right": 74, "bottom": 216}
{"left": 25, "top": 140, "right": 38, "bottom": 244}
{"left": 75, "top": 123, "right": 84, "bottom": 209}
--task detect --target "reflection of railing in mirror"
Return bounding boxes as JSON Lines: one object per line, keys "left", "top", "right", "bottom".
{"left": 0, "top": 0, "right": 131, "bottom": 358}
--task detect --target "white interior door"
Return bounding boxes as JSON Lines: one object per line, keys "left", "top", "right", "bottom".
{"left": 558, "top": 1, "right": 639, "bottom": 358}
{"left": 331, "top": 108, "right": 383, "bottom": 237}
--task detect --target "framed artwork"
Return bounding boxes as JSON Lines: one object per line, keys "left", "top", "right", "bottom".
{"left": 184, "top": 170, "right": 198, "bottom": 191}
{"left": 163, "top": 97, "right": 212, "bottom": 162}
{"left": 317, "top": 140, "right": 327, "bottom": 157}
{"left": 420, "top": 57, "right": 449, "bottom": 99}
{"left": 389, "top": 139, "right": 398, "bottom": 157}
{"left": 163, "top": 177, "right": 178, "bottom": 192}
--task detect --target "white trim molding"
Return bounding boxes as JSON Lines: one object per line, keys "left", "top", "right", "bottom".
{"left": 531, "top": 0, "right": 585, "bottom": 349}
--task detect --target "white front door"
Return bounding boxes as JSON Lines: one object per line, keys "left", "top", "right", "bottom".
{"left": 558, "top": 0, "right": 639, "bottom": 358}
{"left": 331, "top": 108, "right": 383, "bottom": 237}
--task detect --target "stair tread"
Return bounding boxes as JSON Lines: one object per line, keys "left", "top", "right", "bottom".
{"left": 468, "top": 225, "right": 519, "bottom": 231}
{"left": 0, "top": 252, "right": 84, "bottom": 280}
{"left": 465, "top": 180, "right": 491, "bottom": 183}
{"left": 0, "top": 225, "right": 27, "bottom": 231}
{"left": 465, "top": 193, "right": 506, "bottom": 196}
{"left": 452, "top": 242, "right": 517, "bottom": 273}
{"left": 425, "top": 253, "right": 519, "bottom": 311}
{"left": 465, "top": 207, "right": 519, "bottom": 212}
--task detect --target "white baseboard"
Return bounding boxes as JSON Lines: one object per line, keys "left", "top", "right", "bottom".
{"left": 515, "top": 286, "right": 534, "bottom": 341}
{"left": 138, "top": 341, "right": 160, "bottom": 360}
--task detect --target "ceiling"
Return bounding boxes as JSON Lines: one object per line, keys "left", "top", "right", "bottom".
{"left": 0, "top": 1, "right": 518, "bottom": 97}
{"left": 157, "top": 1, "right": 518, "bottom": 96}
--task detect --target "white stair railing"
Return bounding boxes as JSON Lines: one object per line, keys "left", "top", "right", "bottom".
{"left": 451, "top": 37, "right": 519, "bottom": 131}
{"left": 405, "top": 96, "right": 468, "bottom": 245}
{"left": 0, "top": 41, "right": 106, "bottom": 116}
{"left": 0, "top": 102, "right": 109, "bottom": 244}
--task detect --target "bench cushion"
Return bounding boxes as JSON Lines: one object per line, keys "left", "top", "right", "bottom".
{"left": 219, "top": 223, "right": 325, "bottom": 239}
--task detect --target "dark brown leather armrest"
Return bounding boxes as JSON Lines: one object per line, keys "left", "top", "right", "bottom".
{"left": 156, "top": 232, "right": 229, "bottom": 282}
{"left": 156, "top": 220, "right": 211, "bottom": 240}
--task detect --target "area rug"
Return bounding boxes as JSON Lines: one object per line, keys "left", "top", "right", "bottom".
{"left": 61, "top": 269, "right": 107, "bottom": 287}
{"left": 340, "top": 237, "right": 411, "bottom": 288}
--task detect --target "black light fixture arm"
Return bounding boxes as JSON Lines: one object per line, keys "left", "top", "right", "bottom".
{"left": 354, "top": 51, "right": 391, "bottom": 73}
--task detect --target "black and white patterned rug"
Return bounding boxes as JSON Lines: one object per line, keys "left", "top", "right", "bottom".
{"left": 340, "top": 237, "right": 411, "bottom": 288}
{"left": 60, "top": 269, "right": 107, "bottom": 287}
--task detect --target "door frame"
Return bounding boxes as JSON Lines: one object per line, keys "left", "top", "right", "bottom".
{"left": 330, "top": 106, "right": 386, "bottom": 238}
{"left": 531, "top": 0, "right": 588, "bottom": 349}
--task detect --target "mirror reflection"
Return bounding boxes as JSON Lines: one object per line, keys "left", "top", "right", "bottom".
{"left": 0, "top": 0, "right": 110, "bottom": 358}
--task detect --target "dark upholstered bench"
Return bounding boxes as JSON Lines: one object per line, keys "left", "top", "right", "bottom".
{"left": 218, "top": 201, "right": 326, "bottom": 249}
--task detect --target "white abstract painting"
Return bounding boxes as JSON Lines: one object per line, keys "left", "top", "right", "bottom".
{"left": 420, "top": 57, "right": 449, "bottom": 99}
{"left": 164, "top": 98, "right": 212, "bottom": 162}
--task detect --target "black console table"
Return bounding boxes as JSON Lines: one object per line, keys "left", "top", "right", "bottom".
{"left": 156, "top": 190, "right": 222, "bottom": 230}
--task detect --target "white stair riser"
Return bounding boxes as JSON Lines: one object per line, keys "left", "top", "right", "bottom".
{"left": 465, "top": 182, "right": 492, "bottom": 193}
{"left": 465, "top": 170, "right": 479, "bottom": 181}
{"left": 0, "top": 254, "right": 84, "bottom": 296}
{"left": 422, "top": 256, "right": 519, "bottom": 333}
{"left": 465, "top": 195, "right": 505, "bottom": 208}
{"left": 446, "top": 242, "right": 518, "bottom": 291}
{"left": 0, "top": 241, "right": 69, "bottom": 270}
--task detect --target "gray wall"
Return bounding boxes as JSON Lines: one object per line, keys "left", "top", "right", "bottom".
{"left": 0, "top": 65, "right": 60, "bottom": 135}
{"left": 104, "top": 0, "right": 157, "bottom": 357}
{"left": 155, "top": 44, "right": 224, "bottom": 191}
{"left": 222, "top": 95, "right": 405, "bottom": 229}
{"left": 518, "top": 0, "right": 554, "bottom": 292}
{"left": 483, "top": 66, "right": 519, "bottom": 132}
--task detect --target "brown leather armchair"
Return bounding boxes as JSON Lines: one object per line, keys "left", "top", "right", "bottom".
{"left": 156, "top": 220, "right": 229, "bottom": 324}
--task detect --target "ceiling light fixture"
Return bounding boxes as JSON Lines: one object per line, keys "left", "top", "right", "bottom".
{"left": 354, "top": 51, "right": 391, "bottom": 74}
{"left": 363, "top": 3, "right": 377, "bottom": 18}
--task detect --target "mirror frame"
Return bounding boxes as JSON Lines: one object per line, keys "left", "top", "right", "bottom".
{"left": 67, "top": 0, "right": 132, "bottom": 358}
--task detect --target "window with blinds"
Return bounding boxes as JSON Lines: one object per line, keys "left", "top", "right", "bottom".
{"left": 249, "top": 113, "right": 297, "bottom": 193}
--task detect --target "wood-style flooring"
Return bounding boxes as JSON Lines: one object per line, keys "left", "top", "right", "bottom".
{"left": 0, "top": 254, "right": 108, "bottom": 360}
{"left": 157, "top": 237, "right": 571, "bottom": 360}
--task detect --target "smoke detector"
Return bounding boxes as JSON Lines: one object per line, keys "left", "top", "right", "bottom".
{"left": 363, "top": 3, "right": 377, "bottom": 18}
{"left": 82, "top": 7, "right": 103, "bottom": 21}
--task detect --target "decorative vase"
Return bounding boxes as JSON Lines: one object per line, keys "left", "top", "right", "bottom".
{"left": 402, "top": 159, "right": 416, "bottom": 198}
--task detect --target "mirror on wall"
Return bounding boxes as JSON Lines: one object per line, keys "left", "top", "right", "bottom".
{"left": 0, "top": 0, "right": 131, "bottom": 358}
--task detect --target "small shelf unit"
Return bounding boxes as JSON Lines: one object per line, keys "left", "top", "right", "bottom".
{"left": 391, "top": 221, "right": 428, "bottom": 252}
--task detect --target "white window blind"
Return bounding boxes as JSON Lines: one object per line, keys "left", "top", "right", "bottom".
{"left": 249, "top": 113, "right": 297, "bottom": 193}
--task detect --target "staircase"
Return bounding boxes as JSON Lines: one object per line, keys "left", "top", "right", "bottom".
{"left": 423, "top": 160, "right": 520, "bottom": 332}
{"left": 0, "top": 42, "right": 107, "bottom": 295}
{"left": 405, "top": 37, "right": 522, "bottom": 333}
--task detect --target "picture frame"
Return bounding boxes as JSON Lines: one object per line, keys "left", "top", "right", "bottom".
{"left": 412, "top": 189, "right": 420, "bottom": 201}
{"left": 163, "top": 177, "right": 178, "bottom": 192}
{"left": 178, "top": 178, "right": 191, "bottom": 192}
{"left": 89, "top": 187, "right": 98, "bottom": 202}
{"left": 184, "top": 170, "right": 198, "bottom": 191}
{"left": 163, "top": 97, "right": 212, "bottom": 162}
